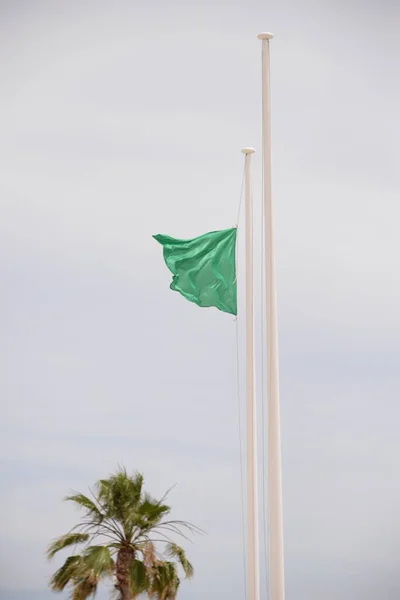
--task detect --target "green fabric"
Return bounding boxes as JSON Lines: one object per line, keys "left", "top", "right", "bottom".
{"left": 153, "top": 228, "right": 237, "bottom": 315}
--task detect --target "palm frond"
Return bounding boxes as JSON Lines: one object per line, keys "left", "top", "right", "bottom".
{"left": 129, "top": 558, "right": 149, "bottom": 596}
{"left": 141, "top": 541, "right": 157, "bottom": 569}
{"left": 79, "top": 518, "right": 125, "bottom": 543}
{"left": 49, "top": 555, "right": 83, "bottom": 591}
{"left": 150, "top": 562, "right": 180, "bottom": 600}
{"left": 50, "top": 547, "right": 114, "bottom": 599}
{"left": 82, "top": 545, "right": 115, "bottom": 575}
{"left": 97, "top": 469, "right": 144, "bottom": 511}
{"left": 129, "top": 495, "right": 171, "bottom": 538}
{"left": 96, "top": 479, "right": 112, "bottom": 507}
{"left": 65, "top": 493, "right": 103, "bottom": 521}
{"left": 162, "top": 520, "right": 204, "bottom": 535}
{"left": 138, "top": 494, "right": 170, "bottom": 527}
{"left": 165, "top": 543, "right": 193, "bottom": 579}
{"left": 157, "top": 484, "right": 177, "bottom": 506}
{"left": 47, "top": 533, "right": 90, "bottom": 560}
{"left": 95, "top": 469, "right": 148, "bottom": 539}
{"left": 151, "top": 525, "right": 191, "bottom": 543}
{"left": 71, "top": 578, "right": 97, "bottom": 600}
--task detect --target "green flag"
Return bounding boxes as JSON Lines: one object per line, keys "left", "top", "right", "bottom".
{"left": 153, "top": 228, "right": 237, "bottom": 315}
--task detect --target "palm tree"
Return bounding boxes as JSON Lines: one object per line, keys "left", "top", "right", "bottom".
{"left": 47, "top": 468, "right": 197, "bottom": 600}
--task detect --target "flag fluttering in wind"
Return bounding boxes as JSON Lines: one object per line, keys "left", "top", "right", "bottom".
{"left": 153, "top": 228, "right": 237, "bottom": 315}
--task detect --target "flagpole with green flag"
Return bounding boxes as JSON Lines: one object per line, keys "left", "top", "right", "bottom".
{"left": 242, "top": 147, "right": 259, "bottom": 600}
{"left": 258, "top": 32, "right": 286, "bottom": 600}
{"left": 153, "top": 147, "right": 261, "bottom": 600}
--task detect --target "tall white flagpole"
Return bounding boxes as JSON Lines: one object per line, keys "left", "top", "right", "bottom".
{"left": 241, "top": 147, "right": 260, "bottom": 600}
{"left": 257, "top": 33, "right": 286, "bottom": 600}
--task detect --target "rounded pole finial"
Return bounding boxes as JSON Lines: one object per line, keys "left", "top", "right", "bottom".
{"left": 257, "top": 32, "right": 274, "bottom": 40}
{"left": 241, "top": 147, "right": 255, "bottom": 155}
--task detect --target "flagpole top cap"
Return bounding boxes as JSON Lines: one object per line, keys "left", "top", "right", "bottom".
{"left": 241, "top": 147, "right": 255, "bottom": 155}
{"left": 257, "top": 32, "right": 274, "bottom": 40}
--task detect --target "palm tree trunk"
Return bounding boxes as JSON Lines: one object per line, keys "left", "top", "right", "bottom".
{"left": 116, "top": 546, "right": 134, "bottom": 600}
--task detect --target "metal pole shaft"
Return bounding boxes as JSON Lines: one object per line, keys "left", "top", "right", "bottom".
{"left": 257, "top": 32, "right": 285, "bottom": 600}
{"left": 242, "top": 147, "right": 260, "bottom": 600}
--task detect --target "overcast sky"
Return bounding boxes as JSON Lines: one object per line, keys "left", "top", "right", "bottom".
{"left": 1, "top": 1, "right": 400, "bottom": 599}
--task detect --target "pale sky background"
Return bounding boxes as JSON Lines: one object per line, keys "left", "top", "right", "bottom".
{"left": 1, "top": 1, "right": 400, "bottom": 599}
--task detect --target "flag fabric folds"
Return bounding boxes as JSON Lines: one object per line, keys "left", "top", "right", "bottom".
{"left": 153, "top": 228, "right": 237, "bottom": 315}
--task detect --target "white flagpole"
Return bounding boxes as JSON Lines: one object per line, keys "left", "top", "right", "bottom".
{"left": 241, "top": 147, "right": 260, "bottom": 600}
{"left": 257, "top": 33, "right": 286, "bottom": 600}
